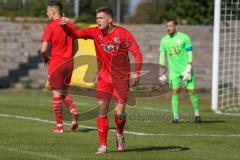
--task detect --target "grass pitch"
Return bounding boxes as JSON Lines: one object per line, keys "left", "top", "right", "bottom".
{"left": 0, "top": 89, "right": 239, "bottom": 160}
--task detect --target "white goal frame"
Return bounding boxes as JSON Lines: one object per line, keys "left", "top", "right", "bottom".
{"left": 212, "top": 0, "right": 221, "bottom": 112}
{"left": 212, "top": 0, "right": 240, "bottom": 115}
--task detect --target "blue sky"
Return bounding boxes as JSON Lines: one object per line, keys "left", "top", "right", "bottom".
{"left": 129, "top": 0, "right": 141, "bottom": 15}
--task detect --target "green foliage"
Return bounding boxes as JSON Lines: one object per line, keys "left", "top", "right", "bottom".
{"left": 0, "top": 0, "right": 48, "bottom": 17}
{"left": 75, "top": 0, "right": 129, "bottom": 23}
{"left": 128, "top": 0, "right": 164, "bottom": 24}
{"left": 0, "top": 0, "right": 213, "bottom": 24}
{"left": 129, "top": 0, "right": 214, "bottom": 25}
{"left": 0, "top": 0, "right": 129, "bottom": 23}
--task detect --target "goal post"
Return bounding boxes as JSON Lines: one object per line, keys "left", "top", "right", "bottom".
{"left": 212, "top": 0, "right": 240, "bottom": 115}
{"left": 212, "top": 0, "right": 221, "bottom": 112}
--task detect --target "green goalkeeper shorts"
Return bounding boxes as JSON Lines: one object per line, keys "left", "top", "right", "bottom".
{"left": 170, "top": 73, "right": 196, "bottom": 90}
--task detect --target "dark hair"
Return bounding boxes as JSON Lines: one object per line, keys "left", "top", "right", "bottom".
{"left": 96, "top": 7, "right": 113, "bottom": 18}
{"left": 167, "top": 18, "right": 178, "bottom": 25}
{"left": 48, "top": 0, "right": 63, "bottom": 16}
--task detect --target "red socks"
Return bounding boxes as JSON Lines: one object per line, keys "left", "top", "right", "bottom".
{"left": 97, "top": 116, "right": 109, "bottom": 146}
{"left": 62, "top": 95, "right": 77, "bottom": 114}
{"left": 114, "top": 114, "right": 126, "bottom": 134}
{"left": 96, "top": 114, "right": 126, "bottom": 146}
{"left": 52, "top": 97, "right": 63, "bottom": 125}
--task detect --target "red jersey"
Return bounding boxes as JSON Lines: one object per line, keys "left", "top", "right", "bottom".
{"left": 42, "top": 19, "right": 76, "bottom": 61}
{"left": 63, "top": 25, "right": 142, "bottom": 83}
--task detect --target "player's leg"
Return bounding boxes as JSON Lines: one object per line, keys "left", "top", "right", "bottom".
{"left": 62, "top": 87, "right": 78, "bottom": 114}
{"left": 113, "top": 80, "right": 129, "bottom": 151}
{"left": 95, "top": 81, "right": 112, "bottom": 154}
{"left": 48, "top": 64, "right": 64, "bottom": 133}
{"left": 96, "top": 100, "right": 109, "bottom": 154}
{"left": 114, "top": 104, "right": 126, "bottom": 136}
{"left": 114, "top": 103, "right": 126, "bottom": 152}
{"left": 62, "top": 87, "right": 79, "bottom": 130}
{"left": 170, "top": 77, "right": 181, "bottom": 123}
{"left": 184, "top": 74, "right": 202, "bottom": 123}
{"left": 52, "top": 89, "right": 64, "bottom": 133}
{"left": 61, "top": 60, "right": 79, "bottom": 131}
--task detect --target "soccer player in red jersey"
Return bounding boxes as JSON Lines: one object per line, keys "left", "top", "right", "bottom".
{"left": 41, "top": 1, "right": 79, "bottom": 133}
{"left": 61, "top": 7, "right": 142, "bottom": 154}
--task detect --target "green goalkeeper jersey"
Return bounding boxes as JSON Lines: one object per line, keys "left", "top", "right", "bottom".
{"left": 159, "top": 32, "right": 193, "bottom": 79}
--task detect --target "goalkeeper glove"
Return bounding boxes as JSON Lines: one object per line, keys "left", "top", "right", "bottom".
{"left": 181, "top": 64, "right": 192, "bottom": 81}
{"left": 159, "top": 74, "right": 167, "bottom": 83}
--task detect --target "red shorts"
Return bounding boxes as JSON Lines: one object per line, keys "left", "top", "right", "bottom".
{"left": 96, "top": 78, "right": 129, "bottom": 104}
{"left": 48, "top": 59, "right": 73, "bottom": 90}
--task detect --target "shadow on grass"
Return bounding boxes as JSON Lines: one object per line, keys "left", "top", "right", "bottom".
{"left": 110, "top": 146, "right": 190, "bottom": 153}
{"left": 64, "top": 127, "right": 116, "bottom": 133}
{"left": 200, "top": 120, "right": 225, "bottom": 123}
{"left": 175, "top": 120, "right": 225, "bottom": 124}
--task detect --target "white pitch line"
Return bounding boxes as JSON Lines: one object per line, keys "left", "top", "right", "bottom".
{"left": 122, "top": 131, "right": 240, "bottom": 137}
{"left": 0, "top": 146, "right": 72, "bottom": 160}
{"left": 214, "top": 111, "right": 240, "bottom": 116}
{"left": 0, "top": 98, "right": 89, "bottom": 107}
{"left": 127, "top": 106, "right": 171, "bottom": 112}
{"left": 0, "top": 114, "right": 240, "bottom": 137}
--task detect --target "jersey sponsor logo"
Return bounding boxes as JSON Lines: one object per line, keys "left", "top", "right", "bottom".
{"left": 101, "top": 40, "right": 132, "bottom": 53}
{"left": 101, "top": 42, "right": 118, "bottom": 52}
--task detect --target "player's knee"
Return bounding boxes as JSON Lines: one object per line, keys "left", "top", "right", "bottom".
{"left": 172, "top": 88, "right": 180, "bottom": 94}
{"left": 52, "top": 89, "right": 62, "bottom": 97}
{"left": 187, "top": 89, "right": 196, "bottom": 93}
{"left": 114, "top": 103, "right": 125, "bottom": 115}
{"left": 98, "top": 110, "right": 107, "bottom": 117}
{"left": 97, "top": 100, "right": 109, "bottom": 116}
{"left": 115, "top": 110, "right": 124, "bottom": 115}
{"left": 97, "top": 100, "right": 108, "bottom": 107}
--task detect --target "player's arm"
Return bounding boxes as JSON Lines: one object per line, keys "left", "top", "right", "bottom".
{"left": 60, "top": 17, "right": 94, "bottom": 39}
{"left": 73, "top": 39, "right": 79, "bottom": 57}
{"left": 159, "top": 40, "right": 167, "bottom": 82}
{"left": 128, "top": 33, "right": 142, "bottom": 87}
{"left": 159, "top": 40, "right": 166, "bottom": 66}
{"left": 182, "top": 35, "right": 193, "bottom": 80}
{"left": 41, "top": 26, "right": 52, "bottom": 66}
{"left": 70, "top": 23, "right": 79, "bottom": 57}
{"left": 40, "top": 41, "right": 49, "bottom": 66}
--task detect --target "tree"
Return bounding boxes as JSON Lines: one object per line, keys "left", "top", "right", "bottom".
{"left": 129, "top": 0, "right": 214, "bottom": 25}
{"left": 128, "top": 0, "right": 165, "bottom": 24}
{"left": 76, "top": 0, "right": 129, "bottom": 23}
{"left": 0, "top": 0, "right": 130, "bottom": 23}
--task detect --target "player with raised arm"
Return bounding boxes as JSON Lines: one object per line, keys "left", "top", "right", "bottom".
{"left": 41, "top": 1, "right": 79, "bottom": 133}
{"left": 159, "top": 18, "right": 202, "bottom": 123}
{"left": 61, "top": 7, "right": 142, "bottom": 154}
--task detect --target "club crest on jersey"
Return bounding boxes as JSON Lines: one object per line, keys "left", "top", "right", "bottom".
{"left": 177, "top": 39, "right": 182, "bottom": 44}
{"left": 114, "top": 37, "right": 121, "bottom": 44}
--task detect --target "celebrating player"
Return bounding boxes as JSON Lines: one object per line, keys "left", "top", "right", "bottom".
{"left": 159, "top": 18, "right": 202, "bottom": 123}
{"left": 41, "top": 1, "right": 79, "bottom": 133}
{"left": 61, "top": 7, "right": 142, "bottom": 154}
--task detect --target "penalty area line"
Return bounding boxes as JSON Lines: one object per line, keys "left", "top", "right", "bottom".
{"left": 0, "top": 113, "right": 240, "bottom": 137}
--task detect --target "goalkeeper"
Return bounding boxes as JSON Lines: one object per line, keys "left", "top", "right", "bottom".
{"left": 159, "top": 18, "right": 201, "bottom": 123}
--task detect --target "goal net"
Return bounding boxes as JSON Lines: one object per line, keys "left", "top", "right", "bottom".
{"left": 212, "top": 0, "right": 240, "bottom": 115}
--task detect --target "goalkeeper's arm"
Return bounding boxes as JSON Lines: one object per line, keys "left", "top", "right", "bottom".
{"left": 158, "top": 51, "right": 167, "bottom": 82}
{"left": 182, "top": 47, "right": 193, "bottom": 80}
